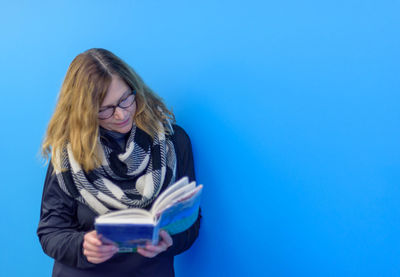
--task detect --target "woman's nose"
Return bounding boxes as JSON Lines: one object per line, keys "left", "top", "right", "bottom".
{"left": 113, "top": 106, "right": 125, "bottom": 120}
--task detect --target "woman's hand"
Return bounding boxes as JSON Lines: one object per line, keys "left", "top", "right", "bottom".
{"left": 83, "top": 230, "right": 118, "bottom": 264}
{"left": 137, "top": 230, "right": 173, "bottom": 258}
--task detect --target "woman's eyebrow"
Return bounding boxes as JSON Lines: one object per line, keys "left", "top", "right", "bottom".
{"left": 100, "top": 90, "right": 131, "bottom": 108}
{"left": 118, "top": 90, "right": 132, "bottom": 101}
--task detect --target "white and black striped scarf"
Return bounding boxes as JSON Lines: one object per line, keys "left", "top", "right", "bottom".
{"left": 55, "top": 123, "right": 176, "bottom": 215}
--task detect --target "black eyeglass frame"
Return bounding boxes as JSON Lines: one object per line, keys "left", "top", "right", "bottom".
{"left": 98, "top": 90, "right": 137, "bottom": 120}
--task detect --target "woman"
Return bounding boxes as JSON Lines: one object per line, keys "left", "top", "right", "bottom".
{"left": 37, "top": 48, "right": 200, "bottom": 277}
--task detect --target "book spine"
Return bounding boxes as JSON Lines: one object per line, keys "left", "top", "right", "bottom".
{"left": 152, "top": 220, "right": 161, "bottom": 244}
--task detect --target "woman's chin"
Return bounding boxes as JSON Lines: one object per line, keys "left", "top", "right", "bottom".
{"left": 115, "top": 123, "right": 133, "bottom": 134}
{"left": 102, "top": 120, "right": 133, "bottom": 134}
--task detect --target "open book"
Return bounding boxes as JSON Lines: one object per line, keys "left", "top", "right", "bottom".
{"left": 94, "top": 177, "right": 203, "bottom": 252}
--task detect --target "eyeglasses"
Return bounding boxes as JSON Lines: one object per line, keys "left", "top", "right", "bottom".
{"left": 98, "top": 90, "right": 136, "bottom": 120}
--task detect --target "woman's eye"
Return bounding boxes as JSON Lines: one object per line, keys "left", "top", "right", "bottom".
{"left": 121, "top": 97, "right": 129, "bottom": 104}
{"left": 99, "top": 107, "right": 112, "bottom": 113}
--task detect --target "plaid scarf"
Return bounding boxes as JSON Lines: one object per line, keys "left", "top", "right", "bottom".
{"left": 55, "top": 123, "right": 176, "bottom": 215}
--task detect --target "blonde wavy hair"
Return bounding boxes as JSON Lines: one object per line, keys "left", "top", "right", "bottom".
{"left": 42, "top": 48, "right": 175, "bottom": 172}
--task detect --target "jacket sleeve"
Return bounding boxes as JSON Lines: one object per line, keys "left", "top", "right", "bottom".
{"left": 168, "top": 125, "right": 202, "bottom": 256}
{"left": 37, "top": 164, "right": 94, "bottom": 269}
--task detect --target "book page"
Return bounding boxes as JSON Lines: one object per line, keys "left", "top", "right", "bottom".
{"left": 151, "top": 177, "right": 190, "bottom": 213}
{"left": 151, "top": 181, "right": 196, "bottom": 214}
{"left": 95, "top": 208, "right": 153, "bottom": 224}
{"left": 153, "top": 183, "right": 199, "bottom": 215}
{"left": 161, "top": 185, "right": 202, "bottom": 213}
{"left": 158, "top": 185, "right": 203, "bottom": 235}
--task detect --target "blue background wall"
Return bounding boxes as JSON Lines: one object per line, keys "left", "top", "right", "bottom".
{"left": 0, "top": 1, "right": 399, "bottom": 276}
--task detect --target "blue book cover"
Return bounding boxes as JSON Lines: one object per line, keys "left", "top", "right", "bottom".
{"left": 94, "top": 177, "right": 202, "bottom": 253}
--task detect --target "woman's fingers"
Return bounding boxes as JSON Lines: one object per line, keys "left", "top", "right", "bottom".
{"left": 137, "top": 230, "right": 174, "bottom": 258}
{"left": 86, "top": 252, "right": 115, "bottom": 264}
{"left": 83, "top": 245, "right": 118, "bottom": 258}
{"left": 159, "top": 230, "right": 173, "bottom": 247}
{"left": 137, "top": 247, "right": 157, "bottom": 258}
{"left": 142, "top": 243, "right": 167, "bottom": 254}
{"left": 83, "top": 241, "right": 117, "bottom": 253}
{"left": 84, "top": 230, "right": 102, "bottom": 246}
{"left": 83, "top": 230, "right": 118, "bottom": 264}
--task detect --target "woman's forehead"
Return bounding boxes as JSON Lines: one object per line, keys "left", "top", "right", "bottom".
{"left": 101, "top": 75, "right": 131, "bottom": 106}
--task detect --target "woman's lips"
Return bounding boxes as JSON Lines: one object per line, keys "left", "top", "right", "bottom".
{"left": 115, "top": 118, "right": 130, "bottom": 126}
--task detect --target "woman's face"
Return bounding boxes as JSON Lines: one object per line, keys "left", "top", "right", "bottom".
{"left": 98, "top": 75, "right": 136, "bottom": 134}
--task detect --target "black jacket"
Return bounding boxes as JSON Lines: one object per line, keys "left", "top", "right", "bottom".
{"left": 37, "top": 125, "right": 201, "bottom": 277}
